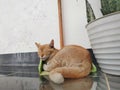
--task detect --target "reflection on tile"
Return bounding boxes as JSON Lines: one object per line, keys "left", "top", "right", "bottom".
{"left": 0, "top": 71, "right": 120, "bottom": 90}
{"left": 0, "top": 72, "right": 94, "bottom": 90}
{"left": 107, "top": 74, "right": 120, "bottom": 90}
{"left": 39, "top": 76, "right": 93, "bottom": 90}
{"left": 96, "top": 73, "right": 108, "bottom": 90}
{"left": 0, "top": 76, "right": 40, "bottom": 90}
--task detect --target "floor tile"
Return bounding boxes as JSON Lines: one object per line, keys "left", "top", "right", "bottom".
{"left": 106, "top": 74, "right": 120, "bottom": 90}
{"left": 0, "top": 71, "right": 114, "bottom": 90}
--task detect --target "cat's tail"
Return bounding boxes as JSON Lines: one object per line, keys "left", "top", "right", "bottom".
{"left": 49, "top": 64, "right": 91, "bottom": 84}
{"left": 49, "top": 71, "right": 64, "bottom": 84}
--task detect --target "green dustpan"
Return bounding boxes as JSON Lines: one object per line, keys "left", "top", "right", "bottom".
{"left": 38, "top": 59, "right": 49, "bottom": 76}
{"left": 38, "top": 59, "right": 97, "bottom": 76}
{"left": 91, "top": 63, "right": 97, "bottom": 73}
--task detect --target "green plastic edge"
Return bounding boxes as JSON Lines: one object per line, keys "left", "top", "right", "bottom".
{"left": 91, "top": 63, "right": 97, "bottom": 73}
{"left": 38, "top": 60, "right": 97, "bottom": 76}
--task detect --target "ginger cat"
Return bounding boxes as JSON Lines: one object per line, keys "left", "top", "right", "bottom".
{"left": 35, "top": 40, "right": 92, "bottom": 84}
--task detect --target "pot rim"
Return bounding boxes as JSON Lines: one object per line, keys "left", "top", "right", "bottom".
{"left": 86, "top": 11, "right": 120, "bottom": 28}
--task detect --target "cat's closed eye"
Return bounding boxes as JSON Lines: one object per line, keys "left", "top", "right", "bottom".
{"left": 47, "top": 49, "right": 54, "bottom": 52}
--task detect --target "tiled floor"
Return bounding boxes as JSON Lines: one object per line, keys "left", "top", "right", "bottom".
{"left": 0, "top": 71, "right": 119, "bottom": 90}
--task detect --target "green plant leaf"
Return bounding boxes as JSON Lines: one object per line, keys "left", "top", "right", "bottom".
{"left": 85, "top": 0, "right": 96, "bottom": 23}
{"left": 101, "top": 0, "right": 120, "bottom": 15}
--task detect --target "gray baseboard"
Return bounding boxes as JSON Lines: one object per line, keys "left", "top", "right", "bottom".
{"left": 0, "top": 49, "right": 98, "bottom": 76}
{"left": 0, "top": 52, "right": 39, "bottom": 76}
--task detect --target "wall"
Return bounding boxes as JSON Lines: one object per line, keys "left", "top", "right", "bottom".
{"left": 0, "top": 0, "right": 60, "bottom": 54}
{"left": 61, "top": 0, "right": 91, "bottom": 48}
{"left": 0, "top": 0, "right": 102, "bottom": 54}
{"left": 61, "top": 0, "right": 102, "bottom": 48}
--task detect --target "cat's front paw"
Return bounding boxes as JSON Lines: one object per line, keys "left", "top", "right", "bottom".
{"left": 43, "top": 64, "right": 49, "bottom": 71}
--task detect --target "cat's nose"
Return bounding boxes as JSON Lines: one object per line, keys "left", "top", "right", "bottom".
{"left": 40, "top": 54, "right": 44, "bottom": 58}
{"left": 41, "top": 54, "right": 43, "bottom": 57}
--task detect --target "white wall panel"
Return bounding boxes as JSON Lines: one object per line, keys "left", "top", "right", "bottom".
{"left": 0, "top": 0, "right": 60, "bottom": 54}
{"left": 61, "top": 0, "right": 91, "bottom": 48}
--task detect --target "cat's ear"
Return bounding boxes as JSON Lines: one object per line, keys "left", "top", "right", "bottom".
{"left": 35, "top": 42, "right": 40, "bottom": 48}
{"left": 49, "top": 39, "right": 54, "bottom": 48}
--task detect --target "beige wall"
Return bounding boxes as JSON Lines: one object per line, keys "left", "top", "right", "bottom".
{"left": 0, "top": 0, "right": 60, "bottom": 54}
{"left": 0, "top": 0, "right": 102, "bottom": 54}
{"left": 61, "top": 0, "right": 91, "bottom": 48}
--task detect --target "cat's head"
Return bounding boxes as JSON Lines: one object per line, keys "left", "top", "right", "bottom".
{"left": 35, "top": 39, "right": 55, "bottom": 61}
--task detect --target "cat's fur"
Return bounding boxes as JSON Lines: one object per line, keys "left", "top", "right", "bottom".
{"left": 35, "top": 40, "right": 92, "bottom": 84}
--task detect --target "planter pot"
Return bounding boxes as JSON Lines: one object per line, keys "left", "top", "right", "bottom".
{"left": 86, "top": 11, "right": 120, "bottom": 75}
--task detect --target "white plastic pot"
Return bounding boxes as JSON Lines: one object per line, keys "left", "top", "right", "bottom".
{"left": 86, "top": 11, "right": 120, "bottom": 75}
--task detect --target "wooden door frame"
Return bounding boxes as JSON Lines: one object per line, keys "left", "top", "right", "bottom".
{"left": 58, "top": 0, "right": 64, "bottom": 48}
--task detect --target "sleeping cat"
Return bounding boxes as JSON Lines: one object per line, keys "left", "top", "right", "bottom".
{"left": 35, "top": 40, "right": 92, "bottom": 84}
